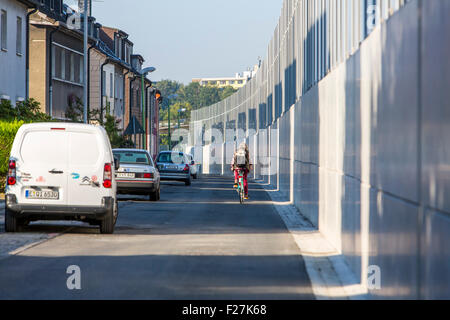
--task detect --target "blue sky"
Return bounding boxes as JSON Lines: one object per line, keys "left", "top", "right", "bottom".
{"left": 67, "top": 0, "right": 283, "bottom": 84}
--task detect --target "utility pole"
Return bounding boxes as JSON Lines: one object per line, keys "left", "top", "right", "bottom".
{"left": 83, "top": 0, "right": 88, "bottom": 124}
{"left": 168, "top": 104, "right": 171, "bottom": 151}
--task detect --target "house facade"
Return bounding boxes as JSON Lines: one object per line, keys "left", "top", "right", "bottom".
{"left": 6, "top": 0, "right": 161, "bottom": 155}
{"left": 89, "top": 31, "right": 126, "bottom": 129}
{"left": 28, "top": 1, "right": 97, "bottom": 119}
{"left": 0, "top": 0, "right": 35, "bottom": 105}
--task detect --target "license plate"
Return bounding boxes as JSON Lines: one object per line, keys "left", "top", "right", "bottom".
{"left": 117, "top": 173, "right": 135, "bottom": 178}
{"left": 167, "top": 165, "right": 178, "bottom": 170}
{"left": 26, "top": 190, "right": 59, "bottom": 200}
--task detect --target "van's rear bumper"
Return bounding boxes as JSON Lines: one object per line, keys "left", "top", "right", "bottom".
{"left": 5, "top": 194, "right": 113, "bottom": 220}
{"left": 116, "top": 180, "right": 156, "bottom": 195}
{"left": 159, "top": 172, "right": 190, "bottom": 181}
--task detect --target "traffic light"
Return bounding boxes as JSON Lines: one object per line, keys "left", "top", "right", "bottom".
{"left": 155, "top": 90, "right": 163, "bottom": 104}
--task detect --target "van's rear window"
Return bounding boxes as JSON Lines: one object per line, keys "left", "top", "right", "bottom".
{"left": 114, "top": 151, "right": 150, "bottom": 165}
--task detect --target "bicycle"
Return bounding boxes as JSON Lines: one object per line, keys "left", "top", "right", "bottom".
{"left": 236, "top": 168, "right": 245, "bottom": 204}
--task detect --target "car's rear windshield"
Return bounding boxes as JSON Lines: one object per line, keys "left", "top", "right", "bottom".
{"left": 114, "top": 151, "right": 151, "bottom": 165}
{"left": 157, "top": 152, "right": 185, "bottom": 164}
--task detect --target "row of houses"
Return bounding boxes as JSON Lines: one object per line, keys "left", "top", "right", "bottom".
{"left": 0, "top": 0, "right": 162, "bottom": 158}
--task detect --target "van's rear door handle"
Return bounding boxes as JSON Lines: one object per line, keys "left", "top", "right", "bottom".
{"left": 49, "top": 169, "right": 64, "bottom": 174}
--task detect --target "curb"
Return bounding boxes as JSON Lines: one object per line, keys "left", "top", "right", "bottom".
{"left": 257, "top": 180, "right": 369, "bottom": 300}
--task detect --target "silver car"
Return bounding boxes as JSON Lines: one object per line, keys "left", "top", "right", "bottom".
{"left": 113, "top": 149, "right": 161, "bottom": 201}
{"left": 156, "top": 151, "right": 192, "bottom": 186}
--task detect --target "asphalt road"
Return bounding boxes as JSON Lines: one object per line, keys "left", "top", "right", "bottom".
{"left": 0, "top": 176, "right": 314, "bottom": 300}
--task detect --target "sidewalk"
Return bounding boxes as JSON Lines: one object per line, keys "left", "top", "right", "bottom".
{"left": 256, "top": 179, "right": 369, "bottom": 300}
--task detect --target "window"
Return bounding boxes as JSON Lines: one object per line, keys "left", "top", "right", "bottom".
{"left": 61, "top": 49, "right": 65, "bottom": 80}
{"left": 52, "top": 44, "right": 83, "bottom": 85}
{"left": 229, "top": 80, "right": 235, "bottom": 84}
{"left": 238, "top": 80, "right": 243, "bottom": 84}
{"left": 79, "top": 56, "right": 83, "bottom": 84}
{"left": 115, "top": 36, "right": 119, "bottom": 56}
{"left": 113, "top": 151, "right": 150, "bottom": 165}
{"left": 1, "top": 10, "right": 7, "bottom": 50}
{"left": 16, "top": 17, "right": 22, "bottom": 55}
{"left": 70, "top": 52, "right": 75, "bottom": 82}
{"left": 220, "top": 81, "right": 226, "bottom": 85}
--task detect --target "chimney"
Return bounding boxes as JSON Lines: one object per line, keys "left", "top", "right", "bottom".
{"left": 78, "top": 0, "right": 92, "bottom": 16}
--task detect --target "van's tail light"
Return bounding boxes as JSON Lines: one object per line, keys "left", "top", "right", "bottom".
{"left": 143, "top": 173, "right": 154, "bottom": 179}
{"left": 103, "top": 163, "right": 112, "bottom": 188}
{"left": 183, "top": 164, "right": 189, "bottom": 172}
{"left": 7, "top": 160, "right": 16, "bottom": 186}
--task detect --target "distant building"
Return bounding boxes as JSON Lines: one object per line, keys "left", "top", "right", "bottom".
{"left": 192, "top": 65, "right": 259, "bottom": 90}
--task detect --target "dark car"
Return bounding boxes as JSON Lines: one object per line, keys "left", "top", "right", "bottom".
{"left": 156, "top": 151, "right": 192, "bottom": 186}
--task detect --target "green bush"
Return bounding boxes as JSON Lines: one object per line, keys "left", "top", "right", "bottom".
{"left": 0, "top": 120, "right": 24, "bottom": 184}
{"left": 0, "top": 99, "right": 51, "bottom": 189}
{"left": 0, "top": 99, "right": 52, "bottom": 122}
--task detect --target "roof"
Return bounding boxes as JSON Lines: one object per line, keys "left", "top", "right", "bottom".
{"left": 101, "top": 26, "right": 129, "bottom": 39}
{"left": 131, "top": 54, "right": 145, "bottom": 63}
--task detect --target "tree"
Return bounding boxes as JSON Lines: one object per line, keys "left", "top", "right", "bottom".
{"left": 219, "top": 86, "right": 237, "bottom": 101}
{"left": 160, "top": 101, "right": 192, "bottom": 122}
{"left": 156, "top": 79, "right": 183, "bottom": 110}
{"left": 156, "top": 80, "right": 238, "bottom": 121}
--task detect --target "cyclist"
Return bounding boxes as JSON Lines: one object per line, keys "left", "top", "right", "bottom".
{"left": 231, "top": 142, "right": 251, "bottom": 200}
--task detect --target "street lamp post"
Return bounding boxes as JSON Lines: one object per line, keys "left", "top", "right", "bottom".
{"left": 140, "top": 67, "right": 156, "bottom": 151}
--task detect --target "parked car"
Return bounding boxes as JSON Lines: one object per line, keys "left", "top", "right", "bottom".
{"left": 112, "top": 149, "right": 161, "bottom": 201}
{"left": 4, "top": 123, "right": 119, "bottom": 234}
{"left": 186, "top": 153, "right": 199, "bottom": 179}
{"left": 156, "top": 151, "right": 192, "bottom": 186}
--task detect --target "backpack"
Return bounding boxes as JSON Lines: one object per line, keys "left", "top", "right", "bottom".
{"left": 235, "top": 148, "right": 248, "bottom": 168}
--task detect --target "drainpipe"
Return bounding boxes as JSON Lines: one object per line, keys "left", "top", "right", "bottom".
{"left": 87, "top": 41, "right": 98, "bottom": 121}
{"left": 26, "top": 7, "right": 38, "bottom": 99}
{"left": 129, "top": 75, "right": 137, "bottom": 147}
{"left": 122, "top": 69, "right": 130, "bottom": 131}
{"left": 100, "top": 58, "right": 112, "bottom": 123}
{"left": 48, "top": 26, "right": 59, "bottom": 117}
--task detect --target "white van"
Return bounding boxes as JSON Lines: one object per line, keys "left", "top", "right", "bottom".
{"left": 4, "top": 123, "right": 119, "bottom": 234}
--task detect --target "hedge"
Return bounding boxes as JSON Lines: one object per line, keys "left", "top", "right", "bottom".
{"left": 0, "top": 120, "right": 24, "bottom": 178}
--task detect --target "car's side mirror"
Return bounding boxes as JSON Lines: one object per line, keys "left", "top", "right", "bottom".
{"left": 191, "top": 161, "right": 195, "bottom": 165}
{"left": 114, "top": 157, "right": 120, "bottom": 171}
